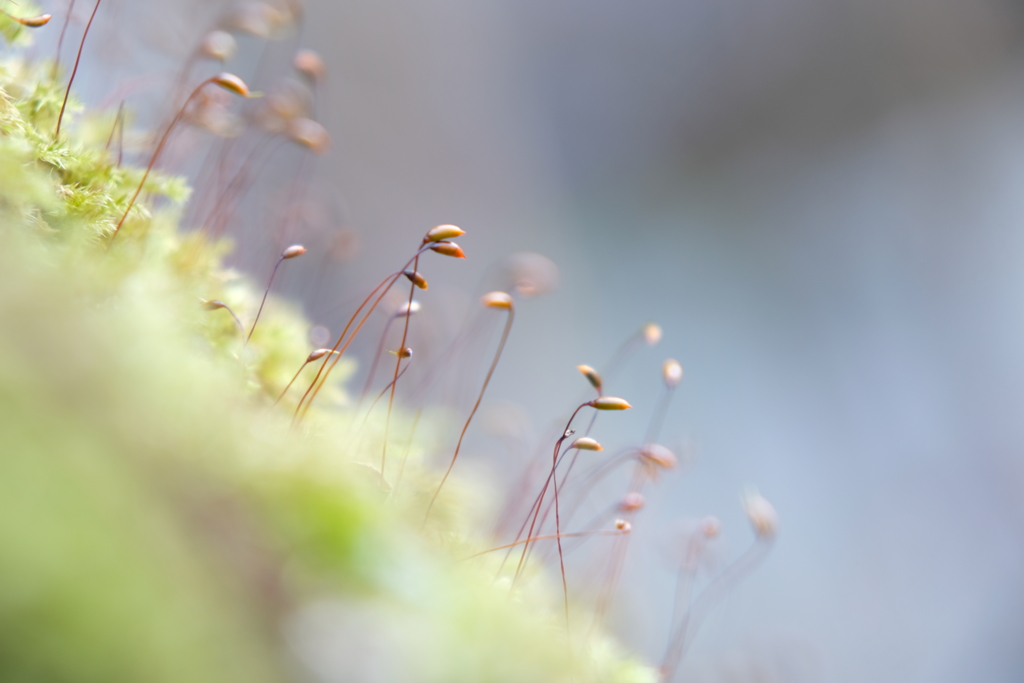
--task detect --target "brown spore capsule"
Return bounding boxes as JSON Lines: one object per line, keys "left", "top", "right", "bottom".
{"left": 742, "top": 490, "right": 778, "bottom": 538}
{"left": 294, "top": 49, "right": 326, "bottom": 82}
{"left": 701, "top": 516, "right": 722, "bottom": 538}
{"left": 403, "top": 270, "right": 428, "bottom": 290}
{"left": 481, "top": 291, "right": 513, "bottom": 309}
{"left": 287, "top": 117, "right": 331, "bottom": 154}
{"left": 212, "top": 72, "right": 255, "bottom": 98}
{"left": 639, "top": 443, "right": 677, "bottom": 470}
{"left": 577, "top": 364, "right": 602, "bottom": 392}
{"left": 590, "top": 396, "right": 632, "bottom": 411}
{"left": 425, "top": 224, "right": 465, "bottom": 242}
{"left": 307, "top": 348, "right": 339, "bottom": 362}
{"left": 5, "top": 12, "right": 52, "bottom": 27}
{"left": 200, "top": 30, "right": 237, "bottom": 61}
{"left": 429, "top": 241, "right": 466, "bottom": 259}
{"left": 663, "top": 359, "right": 683, "bottom": 387}
{"left": 619, "top": 492, "right": 645, "bottom": 512}
{"left": 282, "top": 244, "right": 307, "bottom": 259}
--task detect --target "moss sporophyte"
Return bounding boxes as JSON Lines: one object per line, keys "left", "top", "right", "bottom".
{"left": 0, "top": 8, "right": 776, "bottom": 683}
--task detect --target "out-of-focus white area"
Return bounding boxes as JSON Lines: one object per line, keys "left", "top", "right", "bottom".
{"left": 56, "top": 0, "right": 1024, "bottom": 679}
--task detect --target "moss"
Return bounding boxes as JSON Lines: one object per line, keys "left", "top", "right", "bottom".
{"left": 0, "top": 35, "right": 655, "bottom": 683}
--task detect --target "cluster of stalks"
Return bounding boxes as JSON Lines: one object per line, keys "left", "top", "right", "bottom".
{"left": 27, "top": 2, "right": 779, "bottom": 676}
{"left": 466, "top": 323, "right": 778, "bottom": 678}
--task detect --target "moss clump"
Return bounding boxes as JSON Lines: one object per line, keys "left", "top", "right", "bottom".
{"left": 0, "top": 33, "right": 654, "bottom": 683}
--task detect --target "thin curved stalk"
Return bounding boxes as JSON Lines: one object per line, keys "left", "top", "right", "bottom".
{"left": 56, "top": 0, "right": 101, "bottom": 139}
{"left": 409, "top": 309, "right": 488, "bottom": 405}
{"left": 496, "top": 443, "right": 572, "bottom": 577}
{"left": 524, "top": 446, "right": 618, "bottom": 565}
{"left": 355, "top": 360, "right": 411, "bottom": 438}
{"left": 661, "top": 538, "right": 773, "bottom": 682}
{"left": 600, "top": 330, "right": 643, "bottom": 388}
{"left": 104, "top": 100, "right": 125, "bottom": 166}
{"left": 202, "top": 300, "right": 244, "bottom": 336}
{"left": 247, "top": 257, "right": 283, "bottom": 343}
{"left": 293, "top": 274, "right": 396, "bottom": 420}
{"left": 206, "top": 137, "right": 286, "bottom": 237}
{"left": 110, "top": 78, "right": 215, "bottom": 242}
{"left": 511, "top": 403, "right": 591, "bottom": 630}
{"left": 644, "top": 384, "right": 677, "bottom": 445}
{"left": 499, "top": 378, "right": 599, "bottom": 542}
{"left": 593, "top": 461, "right": 652, "bottom": 627}
{"left": 359, "top": 315, "right": 397, "bottom": 407}
{"left": 274, "top": 358, "right": 310, "bottom": 407}
{"left": 659, "top": 532, "right": 707, "bottom": 682}
{"left": 392, "top": 407, "right": 422, "bottom": 496}
{"left": 423, "top": 303, "right": 515, "bottom": 526}
{"left": 466, "top": 527, "right": 627, "bottom": 560}
{"left": 53, "top": 0, "right": 78, "bottom": 78}
{"left": 294, "top": 244, "right": 432, "bottom": 421}
{"left": 493, "top": 437, "right": 550, "bottom": 540}
{"left": 382, "top": 255, "right": 419, "bottom": 472}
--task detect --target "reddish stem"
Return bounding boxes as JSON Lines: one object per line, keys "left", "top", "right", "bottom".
{"left": 53, "top": 0, "right": 77, "bottom": 78}
{"left": 294, "top": 244, "right": 432, "bottom": 421}
{"left": 423, "top": 303, "right": 515, "bottom": 526}
{"left": 356, "top": 360, "right": 411, "bottom": 436}
{"left": 512, "top": 403, "right": 590, "bottom": 594}
{"left": 110, "top": 77, "right": 216, "bottom": 243}
{"left": 359, "top": 315, "right": 398, "bottom": 408}
{"left": 466, "top": 527, "right": 627, "bottom": 560}
{"left": 56, "top": 0, "right": 102, "bottom": 139}
{"left": 104, "top": 100, "right": 125, "bottom": 167}
{"left": 660, "top": 538, "right": 773, "bottom": 682}
{"left": 248, "top": 257, "right": 284, "bottom": 343}
{"left": 382, "top": 255, "right": 419, "bottom": 472}
{"left": 293, "top": 274, "right": 395, "bottom": 420}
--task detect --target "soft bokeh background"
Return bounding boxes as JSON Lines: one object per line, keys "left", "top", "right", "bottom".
{"left": 48, "top": 0, "right": 1024, "bottom": 680}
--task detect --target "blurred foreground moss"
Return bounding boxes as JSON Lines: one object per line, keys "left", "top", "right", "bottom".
{"left": 0, "top": 51, "right": 653, "bottom": 683}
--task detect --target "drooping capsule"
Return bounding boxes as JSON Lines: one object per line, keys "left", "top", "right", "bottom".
{"left": 590, "top": 396, "right": 632, "bottom": 411}
{"left": 228, "top": 2, "right": 280, "bottom": 37}
{"left": 742, "top": 490, "right": 778, "bottom": 538}
{"left": 287, "top": 117, "right": 331, "bottom": 154}
{"left": 307, "top": 348, "right": 339, "bottom": 362}
{"left": 662, "top": 359, "right": 683, "bottom": 387}
{"left": 569, "top": 437, "right": 603, "bottom": 451}
{"left": 429, "top": 241, "right": 466, "bottom": 259}
{"left": 619, "top": 492, "right": 645, "bottom": 512}
{"left": 282, "top": 244, "right": 307, "bottom": 259}
{"left": 403, "top": 270, "right": 428, "bottom": 290}
{"left": 201, "top": 299, "right": 230, "bottom": 311}
{"left": 638, "top": 443, "right": 677, "bottom": 470}
{"left": 211, "top": 72, "right": 254, "bottom": 98}
{"left": 4, "top": 11, "right": 51, "bottom": 27}
{"left": 505, "top": 251, "right": 559, "bottom": 297}
{"left": 294, "top": 49, "right": 326, "bottom": 82}
{"left": 577, "top": 364, "right": 602, "bottom": 392}
{"left": 481, "top": 291, "right": 513, "bottom": 309}
{"left": 701, "top": 516, "right": 722, "bottom": 539}
{"left": 200, "top": 30, "right": 237, "bottom": 62}
{"left": 643, "top": 322, "right": 662, "bottom": 345}
{"left": 425, "top": 224, "right": 465, "bottom": 242}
